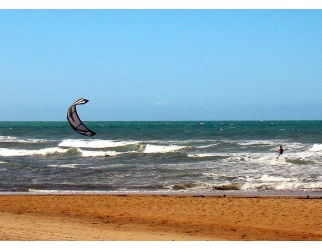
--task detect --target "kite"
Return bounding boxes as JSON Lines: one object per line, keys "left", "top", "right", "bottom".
{"left": 67, "top": 98, "right": 96, "bottom": 136}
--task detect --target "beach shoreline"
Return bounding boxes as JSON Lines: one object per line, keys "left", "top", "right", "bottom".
{"left": 1, "top": 194, "right": 322, "bottom": 241}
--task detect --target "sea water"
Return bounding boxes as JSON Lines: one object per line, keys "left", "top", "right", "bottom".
{"left": 1, "top": 121, "right": 322, "bottom": 196}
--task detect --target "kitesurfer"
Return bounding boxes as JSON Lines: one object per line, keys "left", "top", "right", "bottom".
{"left": 276, "top": 146, "right": 283, "bottom": 159}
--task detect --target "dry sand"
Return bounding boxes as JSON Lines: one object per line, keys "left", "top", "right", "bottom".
{"left": 0, "top": 194, "right": 322, "bottom": 241}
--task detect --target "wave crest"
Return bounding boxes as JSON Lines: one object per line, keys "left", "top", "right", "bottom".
{"left": 309, "top": 144, "right": 322, "bottom": 152}
{"left": 0, "top": 147, "right": 68, "bottom": 157}
{"left": 0, "top": 136, "right": 48, "bottom": 144}
{"left": 58, "top": 139, "right": 138, "bottom": 149}
{"left": 143, "top": 144, "right": 186, "bottom": 153}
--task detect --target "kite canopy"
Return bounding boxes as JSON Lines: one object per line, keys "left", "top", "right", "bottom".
{"left": 67, "top": 98, "right": 96, "bottom": 136}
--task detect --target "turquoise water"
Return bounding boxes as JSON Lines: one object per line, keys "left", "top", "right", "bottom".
{"left": 1, "top": 121, "right": 322, "bottom": 195}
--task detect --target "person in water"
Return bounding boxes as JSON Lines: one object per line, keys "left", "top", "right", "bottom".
{"left": 276, "top": 146, "right": 284, "bottom": 159}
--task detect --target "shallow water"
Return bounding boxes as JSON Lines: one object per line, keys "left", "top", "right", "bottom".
{"left": 1, "top": 121, "right": 322, "bottom": 195}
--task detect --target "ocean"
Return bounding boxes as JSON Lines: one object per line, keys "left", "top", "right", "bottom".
{"left": 1, "top": 121, "right": 322, "bottom": 196}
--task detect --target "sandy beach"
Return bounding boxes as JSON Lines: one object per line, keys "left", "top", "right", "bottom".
{"left": 0, "top": 194, "right": 322, "bottom": 241}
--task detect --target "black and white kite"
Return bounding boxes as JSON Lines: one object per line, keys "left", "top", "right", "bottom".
{"left": 67, "top": 98, "right": 96, "bottom": 136}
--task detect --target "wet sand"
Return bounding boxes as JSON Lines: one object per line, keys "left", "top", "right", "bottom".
{"left": 0, "top": 194, "right": 322, "bottom": 241}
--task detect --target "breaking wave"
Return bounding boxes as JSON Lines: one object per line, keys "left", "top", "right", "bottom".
{"left": 0, "top": 136, "right": 49, "bottom": 144}
{"left": 58, "top": 139, "right": 138, "bottom": 148}
{"left": 0, "top": 147, "right": 68, "bottom": 156}
{"left": 142, "top": 144, "right": 187, "bottom": 153}
{"left": 309, "top": 144, "right": 322, "bottom": 152}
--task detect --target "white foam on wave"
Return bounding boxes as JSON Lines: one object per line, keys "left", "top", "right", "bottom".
{"left": 218, "top": 153, "right": 284, "bottom": 165}
{"left": 237, "top": 140, "right": 306, "bottom": 153}
{"left": 0, "top": 136, "right": 48, "bottom": 143}
{"left": 240, "top": 173, "right": 322, "bottom": 191}
{"left": 189, "top": 151, "right": 315, "bottom": 168}
{"left": 274, "top": 182, "right": 322, "bottom": 190}
{"left": 260, "top": 174, "right": 297, "bottom": 182}
{"left": 58, "top": 139, "right": 137, "bottom": 149}
{"left": 48, "top": 164, "right": 83, "bottom": 169}
{"left": 309, "top": 144, "right": 322, "bottom": 152}
{"left": 188, "top": 153, "right": 224, "bottom": 158}
{"left": 196, "top": 143, "right": 218, "bottom": 149}
{"left": 143, "top": 144, "right": 186, "bottom": 153}
{"left": 189, "top": 153, "right": 277, "bottom": 162}
{"left": 248, "top": 154, "right": 288, "bottom": 164}
{"left": 0, "top": 145, "right": 182, "bottom": 158}
{"left": 0, "top": 147, "right": 68, "bottom": 156}
{"left": 253, "top": 181, "right": 322, "bottom": 191}
{"left": 237, "top": 140, "right": 279, "bottom": 146}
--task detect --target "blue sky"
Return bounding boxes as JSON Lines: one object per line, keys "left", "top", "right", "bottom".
{"left": 1, "top": 5, "right": 322, "bottom": 121}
